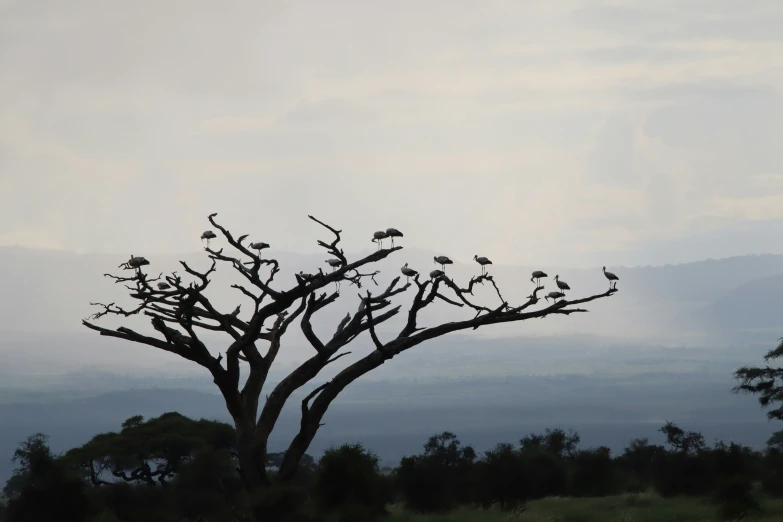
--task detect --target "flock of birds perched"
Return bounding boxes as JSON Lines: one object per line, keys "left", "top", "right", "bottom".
{"left": 125, "top": 227, "right": 620, "bottom": 302}
{"left": 370, "top": 228, "right": 620, "bottom": 302}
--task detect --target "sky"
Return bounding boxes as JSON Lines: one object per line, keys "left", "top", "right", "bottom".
{"left": 1, "top": 0, "right": 782, "bottom": 266}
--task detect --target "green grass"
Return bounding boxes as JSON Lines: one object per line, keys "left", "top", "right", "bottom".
{"left": 385, "top": 492, "right": 783, "bottom": 522}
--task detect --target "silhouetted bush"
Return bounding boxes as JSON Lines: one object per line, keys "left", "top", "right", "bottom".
{"left": 713, "top": 474, "right": 760, "bottom": 520}
{"left": 250, "top": 481, "right": 309, "bottom": 522}
{"left": 396, "top": 432, "right": 477, "bottom": 512}
{"left": 3, "top": 434, "right": 94, "bottom": 522}
{"left": 761, "top": 447, "right": 783, "bottom": 495}
{"left": 569, "top": 446, "right": 618, "bottom": 497}
{"left": 312, "top": 443, "right": 391, "bottom": 518}
{"left": 475, "top": 443, "right": 528, "bottom": 509}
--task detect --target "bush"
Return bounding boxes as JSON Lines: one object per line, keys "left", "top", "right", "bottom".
{"left": 250, "top": 481, "right": 309, "bottom": 522}
{"left": 396, "top": 433, "right": 477, "bottom": 512}
{"left": 476, "top": 443, "right": 528, "bottom": 509}
{"left": 312, "top": 443, "right": 391, "bottom": 518}
{"left": 713, "top": 475, "right": 761, "bottom": 520}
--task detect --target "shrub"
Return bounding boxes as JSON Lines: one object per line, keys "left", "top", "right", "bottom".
{"left": 312, "top": 443, "right": 392, "bottom": 518}
{"left": 713, "top": 474, "right": 761, "bottom": 520}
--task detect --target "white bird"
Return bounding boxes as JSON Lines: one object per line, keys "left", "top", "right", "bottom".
{"left": 545, "top": 291, "right": 565, "bottom": 303}
{"left": 201, "top": 230, "right": 217, "bottom": 247}
{"left": 473, "top": 255, "right": 492, "bottom": 276}
{"left": 401, "top": 263, "right": 418, "bottom": 283}
{"left": 385, "top": 228, "right": 403, "bottom": 248}
{"left": 250, "top": 242, "right": 270, "bottom": 254}
{"left": 531, "top": 270, "right": 548, "bottom": 287}
{"left": 372, "top": 231, "right": 388, "bottom": 251}
{"left": 429, "top": 269, "right": 445, "bottom": 280}
{"left": 157, "top": 282, "right": 171, "bottom": 290}
{"left": 554, "top": 275, "right": 570, "bottom": 294}
{"left": 433, "top": 256, "right": 453, "bottom": 272}
{"left": 603, "top": 266, "right": 619, "bottom": 290}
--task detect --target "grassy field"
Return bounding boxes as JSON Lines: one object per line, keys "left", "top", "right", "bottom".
{"left": 386, "top": 492, "right": 783, "bottom": 522}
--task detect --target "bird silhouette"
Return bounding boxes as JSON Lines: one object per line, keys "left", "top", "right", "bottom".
{"left": 250, "top": 242, "right": 270, "bottom": 254}
{"left": 201, "top": 230, "right": 217, "bottom": 247}
{"left": 401, "top": 263, "right": 418, "bottom": 283}
{"left": 603, "top": 266, "right": 619, "bottom": 290}
{"left": 433, "top": 256, "right": 453, "bottom": 272}
{"left": 372, "top": 231, "right": 388, "bottom": 251}
{"left": 554, "top": 275, "right": 570, "bottom": 294}
{"left": 385, "top": 228, "right": 403, "bottom": 248}
{"left": 473, "top": 255, "right": 492, "bottom": 276}
{"left": 545, "top": 291, "right": 565, "bottom": 303}
{"left": 531, "top": 270, "right": 548, "bottom": 287}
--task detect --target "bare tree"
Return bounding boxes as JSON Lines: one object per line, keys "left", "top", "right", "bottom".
{"left": 83, "top": 213, "right": 617, "bottom": 491}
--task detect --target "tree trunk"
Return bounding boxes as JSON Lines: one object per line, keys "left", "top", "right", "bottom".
{"left": 236, "top": 424, "right": 270, "bottom": 491}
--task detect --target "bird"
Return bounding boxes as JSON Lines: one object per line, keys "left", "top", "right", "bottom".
{"left": 531, "top": 270, "right": 548, "bottom": 287}
{"left": 603, "top": 266, "right": 619, "bottom": 290}
{"left": 157, "top": 282, "right": 171, "bottom": 290}
{"left": 433, "top": 256, "right": 453, "bottom": 272}
{"left": 372, "top": 231, "right": 388, "bottom": 251}
{"left": 385, "top": 228, "right": 403, "bottom": 248}
{"left": 127, "top": 256, "right": 150, "bottom": 269}
{"left": 401, "top": 263, "right": 418, "bottom": 283}
{"left": 201, "top": 230, "right": 217, "bottom": 247}
{"left": 473, "top": 255, "right": 492, "bottom": 276}
{"left": 250, "top": 242, "right": 270, "bottom": 254}
{"left": 429, "top": 269, "right": 445, "bottom": 280}
{"left": 554, "top": 275, "right": 570, "bottom": 294}
{"left": 326, "top": 259, "right": 344, "bottom": 290}
{"left": 545, "top": 291, "right": 565, "bottom": 303}
{"left": 298, "top": 271, "right": 316, "bottom": 283}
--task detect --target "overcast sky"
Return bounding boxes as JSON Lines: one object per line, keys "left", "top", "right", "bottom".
{"left": 1, "top": 0, "right": 782, "bottom": 266}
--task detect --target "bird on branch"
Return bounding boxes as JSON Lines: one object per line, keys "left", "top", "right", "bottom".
{"left": 545, "top": 291, "right": 565, "bottom": 303}
{"left": 401, "top": 263, "right": 418, "bottom": 283}
{"left": 473, "top": 255, "right": 492, "bottom": 276}
{"left": 429, "top": 269, "right": 445, "bottom": 280}
{"left": 554, "top": 275, "right": 570, "bottom": 295}
{"left": 326, "top": 259, "right": 344, "bottom": 291}
{"left": 531, "top": 270, "right": 548, "bottom": 287}
{"left": 372, "top": 231, "right": 388, "bottom": 251}
{"left": 126, "top": 255, "right": 150, "bottom": 270}
{"left": 201, "top": 230, "right": 217, "bottom": 247}
{"left": 433, "top": 256, "right": 453, "bottom": 272}
{"left": 157, "top": 282, "right": 171, "bottom": 290}
{"left": 603, "top": 266, "right": 619, "bottom": 290}
{"left": 385, "top": 228, "right": 403, "bottom": 248}
{"left": 250, "top": 241, "right": 270, "bottom": 254}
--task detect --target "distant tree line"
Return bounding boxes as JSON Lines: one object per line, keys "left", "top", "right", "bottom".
{"left": 1, "top": 412, "right": 781, "bottom": 522}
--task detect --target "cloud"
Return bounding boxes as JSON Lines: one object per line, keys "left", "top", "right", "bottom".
{"left": 0, "top": 0, "right": 781, "bottom": 265}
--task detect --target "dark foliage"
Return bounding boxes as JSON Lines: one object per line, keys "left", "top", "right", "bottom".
{"left": 2, "top": 434, "right": 93, "bottom": 522}
{"left": 312, "top": 443, "right": 392, "bottom": 518}
{"left": 395, "top": 432, "right": 477, "bottom": 512}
